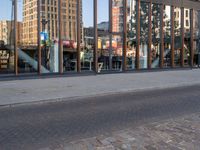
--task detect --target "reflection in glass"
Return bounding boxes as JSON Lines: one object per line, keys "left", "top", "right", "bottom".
{"left": 17, "top": 0, "right": 38, "bottom": 73}
{"left": 112, "top": 35, "right": 122, "bottom": 70}
{"left": 112, "top": 0, "right": 123, "bottom": 33}
{"left": 127, "top": 0, "right": 136, "bottom": 70}
{"left": 174, "top": 7, "right": 181, "bottom": 66}
{"left": 0, "top": 1, "right": 15, "bottom": 74}
{"left": 98, "top": 35, "right": 110, "bottom": 71}
{"left": 0, "top": 19, "right": 14, "bottom": 74}
{"left": 82, "top": 0, "right": 94, "bottom": 71}
{"left": 97, "top": 0, "right": 110, "bottom": 72}
{"left": 63, "top": 1, "right": 78, "bottom": 72}
{"left": 194, "top": 10, "right": 200, "bottom": 67}
{"left": 151, "top": 4, "right": 161, "bottom": 68}
{"left": 140, "top": 2, "right": 149, "bottom": 69}
{"left": 164, "top": 5, "right": 171, "bottom": 67}
{"left": 97, "top": 0, "right": 109, "bottom": 32}
{"left": 184, "top": 8, "right": 191, "bottom": 66}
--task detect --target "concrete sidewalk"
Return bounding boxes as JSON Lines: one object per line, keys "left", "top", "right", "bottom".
{"left": 0, "top": 69, "right": 200, "bottom": 106}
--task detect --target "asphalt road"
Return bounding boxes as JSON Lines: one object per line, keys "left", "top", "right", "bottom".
{"left": 0, "top": 85, "right": 200, "bottom": 150}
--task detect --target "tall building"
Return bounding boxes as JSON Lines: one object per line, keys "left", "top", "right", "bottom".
{"left": 22, "top": 0, "right": 82, "bottom": 46}
{"left": 112, "top": 0, "right": 123, "bottom": 33}
{"left": 0, "top": 20, "right": 22, "bottom": 45}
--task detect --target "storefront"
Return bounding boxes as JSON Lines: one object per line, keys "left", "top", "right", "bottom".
{"left": 0, "top": 0, "right": 200, "bottom": 77}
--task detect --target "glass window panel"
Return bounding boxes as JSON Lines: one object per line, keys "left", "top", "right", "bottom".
{"left": 174, "top": 7, "right": 181, "bottom": 67}
{"left": 127, "top": 0, "right": 136, "bottom": 70}
{"left": 164, "top": 5, "right": 171, "bottom": 67}
{"left": 151, "top": 3, "right": 161, "bottom": 68}
{"left": 63, "top": 0, "right": 77, "bottom": 72}
{"left": 18, "top": 0, "right": 38, "bottom": 73}
{"left": 0, "top": 1, "right": 15, "bottom": 74}
{"left": 194, "top": 10, "right": 200, "bottom": 67}
{"left": 39, "top": 0, "right": 59, "bottom": 73}
{"left": 112, "top": 35, "right": 122, "bottom": 70}
{"left": 112, "top": 0, "right": 123, "bottom": 33}
{"left": 82, "top": 0, "right": 94, "bottom": 71}
{"left": 97, "top": 0, "right": 109, "bottom": 33}
{"left": 184, "top": 8, "right": 191, "bottom": 66}
{"left": 140, "top": 2, "right": 149, "bottom": 69}
{"left": 98, "top": 35, "right": 110, "bottom": 71}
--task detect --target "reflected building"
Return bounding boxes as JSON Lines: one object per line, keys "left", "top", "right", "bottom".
{"left": 22, "top": 0, "right": 82, "bottom": 46}
{"left": 112, "top": 0, "right": 123, "bottom": 32}
{"left": 1, "top": 0, "right": 200, "bottom": 76}
{"left": 174, "top": 8, "right": 191, "bottom": 31}
{"left": 0, "top": 20, "right": 22, "bottom": 45}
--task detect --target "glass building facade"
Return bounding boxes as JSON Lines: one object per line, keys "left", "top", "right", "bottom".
{"left": 0, "top": 0, "right": 200, "bottom": 77}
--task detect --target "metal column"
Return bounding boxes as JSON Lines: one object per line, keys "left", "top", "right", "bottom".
{"left": 77, "top": 0, "right": 81, "bottom": 73}
{"left": 37, "top": 0, "right": 41, "bottom": 74}
{"left": 122, "top": 0, "right": 127, "bottom": 71}
{"left": 14, "top": 0, "right": 18, "bottom": 75}
{"left": 148, "top": 1, "right": 152, "bottom": 69}
{"left": 109, "top": 0, "right": 113, "bottom": 70}
{"left": 94, "top": 0, "right": 98, "bottom": 73}
{"left": 181, "top": 7, "right": 185, "bottom": 67}
{"left": 58, "top": 0, "right": 63, "bottom": 74}
{"left": 160, "top": 4, "right": 164, "bottom": 68}
{"left": 136, "top": 0, "right": 140, "bottom": 70}
{"left": 171, "top": 6, "right": 175, "bottom": 68}
{"left": 190, "top": 9, "right": 194, "bottom": 67}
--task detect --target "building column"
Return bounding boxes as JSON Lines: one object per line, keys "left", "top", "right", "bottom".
{"left": 77, "top": 0, "right": 81, "bottom": 73}
{"left": 148, "top": 1, "right": 152, "bottom": 69}
{"left": 14, "top": 0, "right": 18, "bottom": 75}
{"left": 37, "top": 0, "right": 41, "bottom": 74}
{"left": 58, "top": 0, "right": 63, "bottom": 74}
{"left": 181, "top": 7, "right": 185, "bottom": 67}
{"left": 190, "top": 9, "right": 194, "bottom": 67}
{"left": 109, "top": 0, "right": 113, "bottom": 70}
{"left": 171, "top": 6, "right": 175, "bottom": 68}
{"left": 94, "top": 0, "right": 98, "bottom": 73}
{"left": 122, "top": 0, "right": 127, "bottom": 71}
{"left": 136, "top": 0, "right": 140, "bottom": 70}
{"left": 160, "top": 4, "right": 164, "bottom": 68}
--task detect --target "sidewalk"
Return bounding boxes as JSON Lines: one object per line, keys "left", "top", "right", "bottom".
{"left": 0, "top": 69, "right": 200, "bottom": 106}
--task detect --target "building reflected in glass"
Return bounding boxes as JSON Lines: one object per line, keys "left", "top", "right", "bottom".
{"left": 0, "top": 0, "right": 200, "bottom": 77}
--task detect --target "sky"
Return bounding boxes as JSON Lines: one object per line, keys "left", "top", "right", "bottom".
{"left": 0, "top": 0, "right": 109, "bottom": 27}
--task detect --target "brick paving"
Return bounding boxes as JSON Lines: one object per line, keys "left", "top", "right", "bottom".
{"left": 1, "top": 85, "right": 200, "bottom": 150}
{"left": 53, "top": 113, "right": 200, "bottom": 150}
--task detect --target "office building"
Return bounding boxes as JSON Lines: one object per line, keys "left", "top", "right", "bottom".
{"left": 22, "top": 0, "right": 82, "bottom": 45}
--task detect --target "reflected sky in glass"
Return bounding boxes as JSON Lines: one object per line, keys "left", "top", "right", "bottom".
{"left": 0, "top": 0, "right": 108, "bottom": 27}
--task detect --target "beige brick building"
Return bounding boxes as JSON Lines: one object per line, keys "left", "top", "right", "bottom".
{"left": 22, "top": 0, "right": 82, "bottom": 46}
{"left": 0, "top": 20, "right": 22, "bottom": 45}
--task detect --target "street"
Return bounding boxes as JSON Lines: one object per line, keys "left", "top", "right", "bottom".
{"left": 0, "top": 85, "right": 200, "bottom": 150}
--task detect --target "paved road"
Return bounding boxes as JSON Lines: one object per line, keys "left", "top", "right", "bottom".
{"left": 0, "top": 85, "right": 200, "bottom": 150}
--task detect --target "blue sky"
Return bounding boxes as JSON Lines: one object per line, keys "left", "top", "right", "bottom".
{"left": 0, "top": 0, "right": 108, "bottom": 27}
